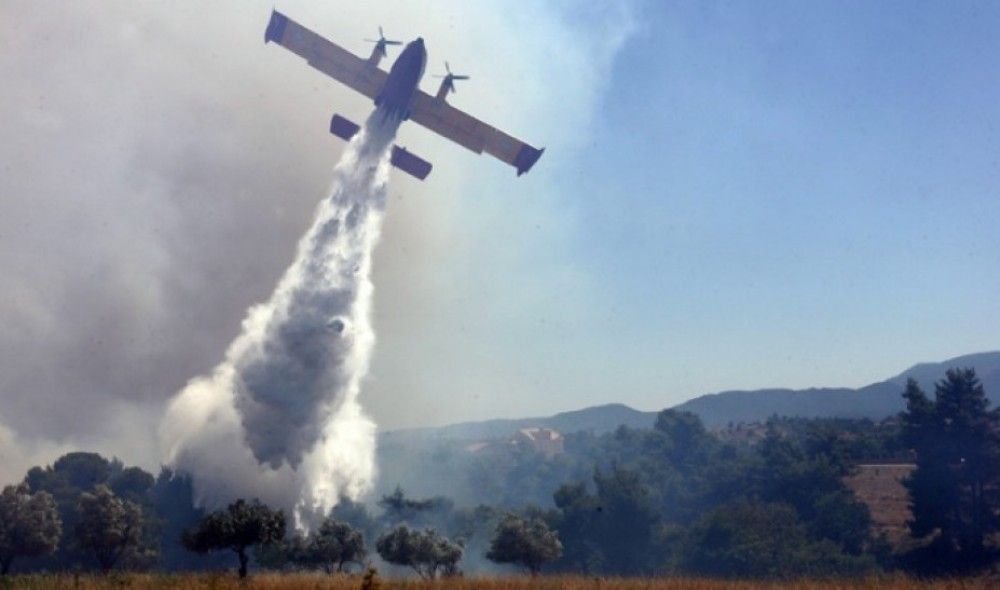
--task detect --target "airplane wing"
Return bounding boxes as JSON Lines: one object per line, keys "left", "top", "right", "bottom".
{"left": 408, "top": 90, "right": 544, "bottom": 176}
{"left": 265, "top": 11, "right": 386, "bottom": 100}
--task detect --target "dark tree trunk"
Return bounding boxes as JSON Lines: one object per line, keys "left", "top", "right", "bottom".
{"left": 99, "top": 553, "right": 115, "bottom": 574}
{"left": 237, "top": 548, "right": 249, "bottom": 579}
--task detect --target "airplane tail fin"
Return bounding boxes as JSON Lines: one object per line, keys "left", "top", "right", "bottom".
{"left": 514, "top": 145, "right": 544, "bottom": 176}
{"left": 330, "top": 114, "right": 433, "bottom": 181}
{"left": 264, "top": 10, "right": 288, "bottom": 44}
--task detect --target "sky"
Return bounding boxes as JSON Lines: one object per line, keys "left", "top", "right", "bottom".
{"left": 1, "top": 0, "right": 999, "bottom": 481}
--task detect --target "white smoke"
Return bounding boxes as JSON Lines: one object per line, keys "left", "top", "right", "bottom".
{"left": 160, "top": 113, "right": 399, "bottom": 529}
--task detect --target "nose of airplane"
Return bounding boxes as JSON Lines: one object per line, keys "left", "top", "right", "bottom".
{"left": 414, "top": 37, "right": 424, "bottom": 46}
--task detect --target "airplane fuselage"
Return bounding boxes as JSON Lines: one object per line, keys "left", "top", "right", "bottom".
{"left": 373, "top": 38, "right": 426, "bottom": 121}
{"left": 264, "top": 9, "right": 544, "bottom": 178}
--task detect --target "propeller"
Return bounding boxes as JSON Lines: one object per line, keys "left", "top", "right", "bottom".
{"left": 364, "top": 26, "right": 402, "bottom": 58}
{"left": 432, "top": 61, "right": 471, "bottom": 95}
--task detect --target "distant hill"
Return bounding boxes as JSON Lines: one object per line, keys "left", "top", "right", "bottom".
{"left": 673, "top": 351, "right": 1000, "bottom": 427}
{"left": 383, "top": 403, "right": 657, "bottom": 444}
{"left": 383, "top": 351, "right": 1000, "bottom": 441}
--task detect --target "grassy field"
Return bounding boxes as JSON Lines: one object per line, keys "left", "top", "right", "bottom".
{"left": 844, "top": 464, "right": 916, "bottom": 546}
{"left": 1, "top": 573, "right": 997, "bottom": 590}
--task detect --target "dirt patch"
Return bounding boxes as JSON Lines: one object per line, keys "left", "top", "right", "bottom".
{"left": 845, "top": 463, "right": 915, "bottom": 546}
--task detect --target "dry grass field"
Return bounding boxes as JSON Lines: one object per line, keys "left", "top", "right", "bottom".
{"left": 844, "top": 464, "right": 916, "bottom": 545}
{"left": 1, "top": 573, "right": 997, "bottom": 590}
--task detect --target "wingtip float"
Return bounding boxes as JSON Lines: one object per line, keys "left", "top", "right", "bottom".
{"left": 265, "top": 9, "right": 544, "bottom": 181}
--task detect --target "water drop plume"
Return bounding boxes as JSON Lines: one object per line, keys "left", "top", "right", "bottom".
{"left": 161, "top": 113, "right": 399, "bottom": 529}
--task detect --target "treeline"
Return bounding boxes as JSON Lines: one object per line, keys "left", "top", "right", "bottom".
{"left": 1, "top": 368, "right": 997, "bottom": 578}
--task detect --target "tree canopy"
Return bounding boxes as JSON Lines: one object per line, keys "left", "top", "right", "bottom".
{"left": 297, "top": 517, "right": 367, "bottom": 573}
{"left": 375, "top": 524, "right": 462, "bottom": 579}
{"left": 486, "top": 513, "right": 562, "bottom": 575}
{"left": 75, "top": 484, "right": 149, "bottom": 573}
{"left": 182, "top": 499, "right": 284, "bottom": 578}
{"left": 0, "top": 484, "right": 61, "bottom": 575}
{"left": 900, "top": 369, "right": 1000, "bottom": 573}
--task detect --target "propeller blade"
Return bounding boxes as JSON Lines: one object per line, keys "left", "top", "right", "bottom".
{"left": 453, "top": 75, "right": 470, "bottom": 80}
{"left": 364, "top": 38, "right": 379, "bottom": 43}
{"left": 385, "top": 40, "right": 402, "bottom": 45}
{"left": 379, "top": 25, "right": 384, "bottom": 38}
{"left": 445, "top": 61, "right": 451, "bottom": 74}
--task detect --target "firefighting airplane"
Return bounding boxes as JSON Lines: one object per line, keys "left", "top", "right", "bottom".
{"left": 264, "top": 10, "right": 544, "bottom": 180}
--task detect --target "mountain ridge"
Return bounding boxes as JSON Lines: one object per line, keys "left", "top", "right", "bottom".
{"left": 382, "top": 351, "right": 1000, "bottom": 440}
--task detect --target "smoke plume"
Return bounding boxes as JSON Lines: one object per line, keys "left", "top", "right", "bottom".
{"left": 160, "top": 113, "right": 398, "bottom": 528}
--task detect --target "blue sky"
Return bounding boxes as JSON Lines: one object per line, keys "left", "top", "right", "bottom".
{"left": 539, "top": 0, "right": 1000, "bottom": 401}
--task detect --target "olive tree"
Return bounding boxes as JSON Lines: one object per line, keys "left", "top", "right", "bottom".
{"left": 74, "top": 485, "right": 146, "bottom": 573}
{"left": 487, "top": 513, "right": 562, "bottom": 575}
{"left": 301, "top": 517, "right": 366, "bottom": 573}
{"left": 375, "top": 524, "right": 461, "bottom": 579}
{"left": 182, "top": 498, "right": 285, "bottom": 578}
{"left": 0, "top": 484, "right": 62, "bottom": 574}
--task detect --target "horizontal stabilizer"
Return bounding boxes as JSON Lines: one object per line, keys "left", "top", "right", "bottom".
{"left": 329, "top": 114, "right": 432, "bottom": 180}
{"left": 330, "top": 114, "right": 360, "bottom": 141}
{"left": 391, "top": 146, "right": 433, "bottom": 180}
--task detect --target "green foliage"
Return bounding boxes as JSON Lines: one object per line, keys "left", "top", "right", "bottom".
{"left": 550, "top": 466, "right": 667, "bottom": 575}
{"left": 0, "top": 484, "right": 61, "bottom": 574}
{"left": 375, "top": 524, "right": 462, "bottom": 579}
{"left": 545, "top": 409, "right": 886, "bottom": 577}
{"left": 329, "top": 496, "right": 377, "bottom": 544}
{"left": 182, "top": 499, "right": 285, "bottom": 578}
{"left": 108, "top": 468, "right": 154, "bottom": 505}
{"left": 486, "top": 513, "right": 562, "bottom": 575}
{"left": 22, "top": 452, "right": 157, "bottom": 572}
{"left": 10, "top": 383, "right": 998, "bottom": 578}
{"left": 148, "top": 468, "right": 222, "bottom": 571}
{"left": 42, "top": 453, "right": 111, "bottom": 490}
{"left": 74, "top": 485, "right": 150, "bottom": 573}
{"left": 377, "top": 487, "right": 453, "bottom": 529}
{"left": 900, "top": 369, "right": 1000, "bottom": 573}
{"left": 549, "top": 482, "right": 603, "bottom": 573}
{"left": 677, "top": 500, "right": 875, "bottom": 579}
{"left": 294, "top": 517, "right": 366, "bottom": 573}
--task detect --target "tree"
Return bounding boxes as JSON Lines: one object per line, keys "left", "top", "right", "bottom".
{"left": 108, "top": 467, "right": 155, "bottom": 504}
{"left": 0, "top": 484, "right": 61, "bottom": 575}
{"left": 149, "top": 468, "right": 222, "bottom": 571}
{"left": 330, "top": 496, "right": 377, "bottom": 544}
{"left": 678, "top": 500, "right": 874, "bottom": 579}
{"left": 900, "top": 370, "right": 1000, "bottom": 572}
{"left": 549, "top": 467, "right": 666, "bottom": 575}
{"left": 486, "top": 513, "right": 562, "bottom": 575}
{"left": 182, "top": 498, "right": 285, "bottom": 578}
{"left": 377, "top": 487, "right": 452, "bottom": 530}
{"left": 31, "top": 452, "right": 111, "bottom": 491}
{"left": 375, "top": 524, "right": 461, "bottom": 579}
{"left": 653, "top": 409, "right": 715, "bottom": 472}
{"left": 22, "top": 452, "right": 157, "bottom": 572}
{"left": 75, "top": 484, "right": 148, "bottom": 573}
{"left": 551, "top": 482, "right": 603, "bottom": 573}
{"left": 296, "top": 517, "right": 366, "bottom": 573}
